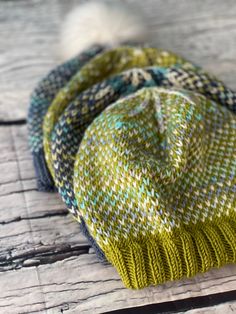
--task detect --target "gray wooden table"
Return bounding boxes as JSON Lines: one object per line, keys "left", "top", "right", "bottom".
{"left": 0, "top": 0, "right": 236, "bottom": 313}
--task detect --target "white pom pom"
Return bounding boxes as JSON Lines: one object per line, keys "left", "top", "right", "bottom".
{"left": 59, "top": 1, "right": 148, "bottom": 60}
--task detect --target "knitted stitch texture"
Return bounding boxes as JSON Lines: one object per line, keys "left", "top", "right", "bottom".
{"left": 45, "top": 45, "right": 236, "bottom": 265}
{"left": 43, "top": 46, "right": 236, "bottom": 185}
{"left": 74, "top": 87, "right": 236, "bottom": 289}
{"left": 50, "top": 67, "right": 163, "bottom": 260}
{"left": 29, "top": 44, "right": 236, "bottom": 192}
{"left": 43, "top": 46, "right": 195, "bottom": 179}
{"left": 28, "top": 45, "right": 105, "bottom": 191}
{"left": 51, "top": 66, "right": 236, "bottom": 221}
{"left": 28, "top": 44, "right": 236, "bottom": 288}
{"left": 50, "top": 64, "right": 236, "bottom": 262}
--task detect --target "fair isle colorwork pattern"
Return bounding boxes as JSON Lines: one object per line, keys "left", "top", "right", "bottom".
{"left": 50, "top": 65, "right": 236, "bottom": 262}
{"left": 43, "top": 46, "right": 195, "bottom": 179}
{"left": 43, "top": 46, "right": 236, "bottom": 184}
{"left": 50, "top": 67, "right": 157, "bottom": 220}
{"left": 51, "top": 66, "right": 236, "bottom": 222}
{"left": 27, "top": 45, "right": 105, "bottom": 191}
{"left": 74, "top": 87, "right": 236, "bottom": 289}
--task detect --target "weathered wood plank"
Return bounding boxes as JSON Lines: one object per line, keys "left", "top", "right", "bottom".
{"left": 0, "top": 125, "right": 90, "bottom": 273}
{"left": 0, "top": 0, "right": 236, "bottom": 121}
{"left": 0, "top": 120, "right": 235, "bottom": 313}
{"left": 0, "top": 0, "right": 60, "bottom": 121}
{"left": 1, "top": 252, "right": 236, "bottom": 314}
{"left": 0, "top": 0, "right": 236, "bottom": 313}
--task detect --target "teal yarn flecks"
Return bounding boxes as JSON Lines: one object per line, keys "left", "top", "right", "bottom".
{"left": 28, "top": 45, "right": 105, "bottom": 191}
{"left": 28, "top": 44, "right": 236, "bottom": 285}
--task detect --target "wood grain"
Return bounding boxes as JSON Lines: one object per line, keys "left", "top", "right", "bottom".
{"left": 0, "top": 0, "right": 236, "bottom": 313}
{"left": 1, "top": 0, "right": 236, "bottom": 121}
{"left": 1, "top": 251, "right": 236, "bottom": 314}
{"left": 0, "top": 125, "right": 90, "bottom": 274}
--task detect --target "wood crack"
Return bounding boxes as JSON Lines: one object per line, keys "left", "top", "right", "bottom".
{"left": 78, "top": 287, "right": 125, "bottom": 303}
{"left": 0, "top": 243, "right": 91, "bottom": 271}
{"left": 0, "top": 119, "right": 27, "bottom": 126}
{"left": 0, "top": 187, "right": 37, "bottom": 197}
{"left": 0, "top": 208, "right": 68, "bottom": 225}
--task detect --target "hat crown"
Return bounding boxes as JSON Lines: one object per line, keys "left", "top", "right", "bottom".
{"left": 75, "top": 87, "right": 236, "bottom": 239}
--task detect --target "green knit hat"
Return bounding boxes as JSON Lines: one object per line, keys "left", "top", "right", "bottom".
{"left": 43, "top": 46, "right": 236, "bottom": 183}
{"left": 49, "top": 64, "right": 236, "bottom": 263}
{"left": 43, "top": 46, "right": 195, "bottom": 178}
{"left": 74, "top": 87, "right": 236, "bottom": 289}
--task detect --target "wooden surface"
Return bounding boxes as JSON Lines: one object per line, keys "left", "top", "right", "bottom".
{"left": 0, "top": 0, "right": 236, "bottom": 313}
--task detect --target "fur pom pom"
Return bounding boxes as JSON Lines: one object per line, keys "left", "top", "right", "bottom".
{"left": 60, "top": 1, "right": 147, "bottom": 60}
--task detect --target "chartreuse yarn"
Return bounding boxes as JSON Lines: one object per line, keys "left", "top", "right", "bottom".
{"left": 50, "top": 65, "right": 236, "bottom": 222}
{"left": 28, "top": 0, "right": 236, "bottom": 288}
{"left": 50, "top": 65, "right": 236, "bottom": 262}
{"left": 28, "top": 46, "right": 236, "bottom": 288}
{"left": 29, "top": 44, "right": 236, "bottom": 192}
{"left": 74, "top": 87, "right": 236, "bottom": 289}
{"left": 43, "top": 46, "right": 196, "bottom": 178}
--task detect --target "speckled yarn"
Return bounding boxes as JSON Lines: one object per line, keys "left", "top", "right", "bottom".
{"left": 28, "top": 45, "right": 236, "bottom": 288}
{"left": 50, "top": 65, "right": 236, "bottom": 222}
{"left": 44, "top": 46, "right": 236, "bottom": 182}
{"left": 43, "top": 46, "right": 196, "bottom": 179}
{"left": 42, "top": 45, "right": 204, "bottom": 261}
{"left": 28, "top": 45, "right": 236, "bottom": 192}
{"left": 50, "top": 63, "right": 236, "bottom": 264}
{"left": 74, "top": 87, "right": 236, "bottom": 289}
{"left": 28, "top": 45, "right": 105, "bottom": 191}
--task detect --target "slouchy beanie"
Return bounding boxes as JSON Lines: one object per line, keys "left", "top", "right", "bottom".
{"left": 43, "top": 46, "right": 192, "bottom": 180}
{"left": 28, "top": 45, "right": 236, "bottom": 193}
{"left": 74, "top": 87, "right": 236, "bottom": 289}
{"left": 43, "top": 46, "right": 236, "bottom": 184}
{"left": 50, "top": 64, "right": 236, "bottom": 260}
{"left": 28, "top": 44, "right": 236, "bottom": 267}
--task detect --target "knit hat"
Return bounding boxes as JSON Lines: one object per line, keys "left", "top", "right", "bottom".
{"left": 43, "top": 46, "right": 236, "bottom": 184}
{"left": 50, "top": 65, "right": 236, "bottom": 261}
{"left": 28, "top": 45, "right": 105, "bottom": 191}
{"left": 29, "top": 32, "right": 195, "bottom": 262}
{"left": 28, "top": 43, "right": 236, "bottom": 268}
{"left": 43, "top": 46, "right": 193, "bottom": 181}
{"left": 50, "top": 67, "right": 161, "bottom": 261}
{"left": 74, "top": 86, "right": 236, "bottom": 289}
{"left": 28, "top": 2, "right": 236, "bottom": 289}
{"left": 29, "top": 43, "right": 236, "bottom": 193}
